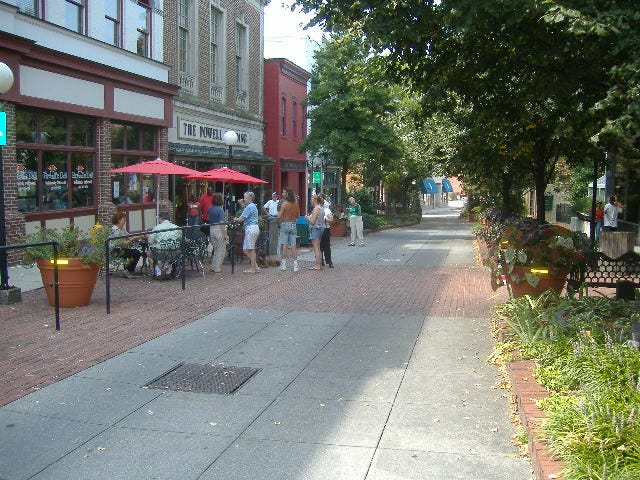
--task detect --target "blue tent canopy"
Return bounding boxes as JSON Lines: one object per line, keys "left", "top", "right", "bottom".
{"left": 421, "top": 178, "right": 438, "bottom": 194}
{"left": 441, "top": 178, "right": 453, "bottom": 193}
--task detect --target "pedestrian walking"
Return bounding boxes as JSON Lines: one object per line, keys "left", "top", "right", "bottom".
{"left": 319, "top": 193, "right": 333, "bottom": 268}
{"left": 347, "top": 196, "right": 364, "bottom": 246}
{"left": 207, "top": 193, "right": 227, "bottom": 273}
{"left": 305, "top": 194, "right": 325, "bottom": 270}
{"left": 277, "top": 188, "right": 300, "bottom": 272}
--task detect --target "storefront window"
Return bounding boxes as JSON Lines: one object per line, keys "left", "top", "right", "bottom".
{"left": 41, "top": 114, "right": 67, "bottom": 145}
{"left": 70, "top": 118, "right": 94, "bottom": 146}
{"left": 141, "top": 126, "right": 155, "bottom": 151}
{"left": 42, "top": 151, "right": 69, "bottom": 210}
{"left": 110, "top": 122, "right": 157, "bottom": 205}
{"left": 71, "top": 152, "right": 94, "bottom": 208}
{"left": 16, "top": 111, "right": 36, "bottom": 143}
{"left": 16, "top": 149, "right": 39, "bottom": 212}
{"left": 111, "top": 123, "right": 125, "bottom": 149}
{"left": 16, "top": 109, "right": 97, "bottom": 213}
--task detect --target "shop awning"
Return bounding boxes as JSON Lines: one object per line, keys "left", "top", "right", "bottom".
{"left": 421, "top": 178, "right": 438, "bottom": 194}
{"left": 441, "top": 178, "right": 453, "bottom": 193}
{"left": 169, "top": 142, "right": 273, "bottom": 163}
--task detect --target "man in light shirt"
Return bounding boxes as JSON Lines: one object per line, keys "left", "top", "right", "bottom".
{"left": 263, "top": 192, "right": 279, "bottom": 217}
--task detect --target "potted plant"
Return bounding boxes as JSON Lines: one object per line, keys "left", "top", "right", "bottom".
{"left": 21, "top": 224, "right": 108, "bottom": 307}
{"left": 499, "top": 218, "right": 584, "bottom": 298}
{"left": 329, "top": 205, "right": 349, "bottom": 237}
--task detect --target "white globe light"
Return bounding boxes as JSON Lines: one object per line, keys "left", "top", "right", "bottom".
{"left": 223, "top": 130, "right": 238, "bottom": 146}
{"left": 0, "top": 62, "right": 14, "bottom": 94}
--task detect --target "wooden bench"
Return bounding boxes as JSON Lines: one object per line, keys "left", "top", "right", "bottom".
{"left": 568, "top": 251, "right": 640, "bottom": 292}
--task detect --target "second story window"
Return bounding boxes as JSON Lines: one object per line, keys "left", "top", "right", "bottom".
{"left": 135, "top": 0, "right": 150, "bottom": 57}
{"left": 209, "top": 5, "right": 223, "bottom": 102}
{"left": 235, "top": 22, "right": 248, "bottom": 107}
{"left": 65, "top": 0, "right": 84, "bottom": 33}
{"left": 17, "top": 0, "right": 40, "bottom": 17}
{"left": 178, "top": 0, "right": 191, "bottom": 73}
{"left": 281, "top": 98, "right": 286, "bottom": 136}
{"left": 210, "top": 7, "right": 220, "bottom": 84}
{"left": 104, "top": 0, "right": 121, "bottom": 47}
{"left": 302, "top": 106, "right": 307, "bottom": 139}
{"left": 292, "top": 101, "right": 297, "bottom": 139}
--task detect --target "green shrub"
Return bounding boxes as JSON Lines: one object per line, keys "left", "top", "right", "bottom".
{"left": 494, "top": 293, "right": 640, "bottom": 479}
{"left": 362, "top": 213, "right": 383, "bottom": 229}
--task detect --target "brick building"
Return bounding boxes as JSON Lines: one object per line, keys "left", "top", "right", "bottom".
{"left": 0, "top": 0, "right": 177, "bottom": 246}
{"left": 263, "top": 58, "right": 309, "bottom": 206}
{"left": 165, "top": 0, "right": 271, "bottom": 219}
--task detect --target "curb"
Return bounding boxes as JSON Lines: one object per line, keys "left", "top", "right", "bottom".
{"left": 508, "top": 360, "right": 565, "bottom": 479}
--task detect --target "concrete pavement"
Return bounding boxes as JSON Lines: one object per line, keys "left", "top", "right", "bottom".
{"left": 0, "top": 202, "right": 532, "bottom": 480}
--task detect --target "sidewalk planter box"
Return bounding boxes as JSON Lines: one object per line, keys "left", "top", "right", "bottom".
{"left": 36, "top": 258, "right": 100, "bottom": 307}
{"left": 599, "top": 231, "right": 636, "bottom": 258}
{"left": 508, "top": 265, "right": 569, "bottom": 298}
{"left": 329, "top": 220, "right": 347, "bottom": 237}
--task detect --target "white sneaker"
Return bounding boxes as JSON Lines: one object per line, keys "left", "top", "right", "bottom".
{"left": 280, "top": 261, "right": 287, "bottom": 271}
{"left": 293, "top": 261, "right": 299, "bottom": 272}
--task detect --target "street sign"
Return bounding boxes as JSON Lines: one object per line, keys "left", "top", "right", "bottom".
{"left": 313, "top": 171, "right": 322, "bottom": 183}
{"left": 0, "top": 112, "right": 6, "bottom": 146}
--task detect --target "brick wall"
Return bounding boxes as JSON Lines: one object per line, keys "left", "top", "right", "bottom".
{"left": 97, "top": 118, "right": 116, "bottom": 226}
{"left": 164, "top": 0, "right": 263, "bottom": 116}
{"left": 1, "top": 101, "right": 22, "bottom": 265}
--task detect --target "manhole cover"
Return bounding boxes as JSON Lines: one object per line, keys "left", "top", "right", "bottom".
{"left": 144, "top": 363, "right": 261, "bottom": 395}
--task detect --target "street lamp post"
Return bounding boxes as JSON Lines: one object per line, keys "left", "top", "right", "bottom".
{"left": 223, "top": 130, "right": 238, "bottom": 170}
{"left": 0, "top": 62, "right": 16, "bottom": 294}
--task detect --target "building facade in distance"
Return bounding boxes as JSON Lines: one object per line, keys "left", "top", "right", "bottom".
{"left": 263, "top": 58, "right": 309, "bottom": 207}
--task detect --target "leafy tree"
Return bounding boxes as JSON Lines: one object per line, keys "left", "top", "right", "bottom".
{"left": 295, "top": 0, "right": 618, "bottom": 220}
{"left": 300, "top": 33, "right": 402, "bottom": 201}
{"left": 542, "top": 1, "right": 640, "bottom": 142}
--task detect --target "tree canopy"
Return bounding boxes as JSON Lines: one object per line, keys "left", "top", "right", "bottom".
{"left": 294, "top": 0, "right": 636, "bottom": 219}
{"left": 300, "top": 33, "right": 402, "bottom": 200}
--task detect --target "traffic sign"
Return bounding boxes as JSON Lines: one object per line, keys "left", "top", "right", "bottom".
{"left": 313, "top": 171, "right": 322, "bottom": 184}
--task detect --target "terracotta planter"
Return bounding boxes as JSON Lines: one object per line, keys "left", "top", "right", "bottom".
{"left": 36, "top": 258, "right": 100, "bottom": 307}
{"left": 330, "top": 220, "right": 347, "bottom": 237}
{"left": 508, "top": 265, "right": 569, "bottom": 298}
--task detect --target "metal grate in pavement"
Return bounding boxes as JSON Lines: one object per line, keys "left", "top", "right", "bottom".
{"left": 144, "top": 363, "right": 261, "bottom": 395}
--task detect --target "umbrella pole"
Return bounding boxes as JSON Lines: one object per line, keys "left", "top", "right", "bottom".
{"left": 155, "top": 174, "right": 160, "bottom": 225}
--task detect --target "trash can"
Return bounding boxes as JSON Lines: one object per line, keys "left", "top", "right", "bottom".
{"left": 296, "top": 215, "right": 310, "bottom": 246}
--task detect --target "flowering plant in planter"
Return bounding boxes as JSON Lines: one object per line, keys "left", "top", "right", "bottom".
{"left": 21, "top": 224, "right": 108, "bottom": 266}
{"left": 500, "top": 218, "right": 584, "bottom": 288}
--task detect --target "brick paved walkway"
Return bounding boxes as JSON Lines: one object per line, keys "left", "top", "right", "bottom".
{"left": 0, "top": 258, "right": 508, "bottom": 407}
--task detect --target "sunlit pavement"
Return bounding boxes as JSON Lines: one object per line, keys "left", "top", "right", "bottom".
{"left": 0, "top": 203, "right": 531, "bottom": 480}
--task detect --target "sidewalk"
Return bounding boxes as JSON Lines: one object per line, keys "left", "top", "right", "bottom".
{"left": 0, "top": 204, "right": 532, "bottom": 480}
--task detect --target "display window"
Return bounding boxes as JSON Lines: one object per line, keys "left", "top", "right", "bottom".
{"left": 109, "top": 122, "right": 157, "bottom": 205}
{"left": 15, "top": 109, "right": 96, "bottom": 213}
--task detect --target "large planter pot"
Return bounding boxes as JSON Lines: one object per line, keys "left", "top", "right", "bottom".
{"left": 36, "top": 258, "right": 100, "bottom": 307}
{"left": 508, "top": 265, "right": 570, "bottom": 298}
{"left": 330, "top": 220, "right": 347, "bottom": 237}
